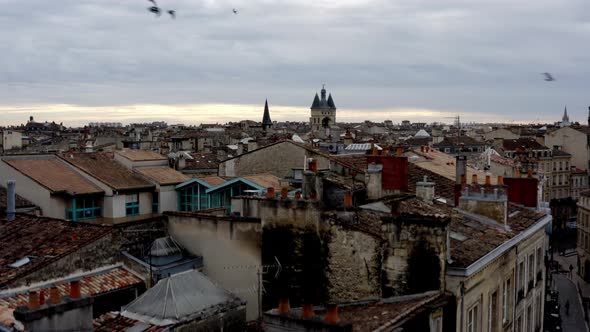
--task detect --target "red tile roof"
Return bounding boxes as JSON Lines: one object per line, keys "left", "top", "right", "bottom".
{"left": 0, "top": 215, "right": 113, "bottom": 287}
{"left": 116, "top": 149, "right": 167, "bottom": 161}
{"left": 0, "top": 267, "right": 143, "bottom": 309}
{"left": 136, "top": 167, "right": 190, "bottom": 185}
{"left": 59, "top": 153, "right": 154, "bottom": 191}
{"left": 502, "top": 138, "right": 548, "bottom": 151}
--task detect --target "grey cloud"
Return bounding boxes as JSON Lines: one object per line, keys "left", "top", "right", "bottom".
{"left": 0, "top": 0, "right": 589, "bottom": 125}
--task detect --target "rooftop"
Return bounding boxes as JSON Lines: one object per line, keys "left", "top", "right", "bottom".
{"left": 59, "top": 153, "right": 154, "bottom": 191}
{"left": 242, "top": 173, "right": 282, "bottom": 190}
{"left": 184, "top": 152, "right": 219, "bottom": 171}
{"left": 2, "top": 156, "right": 103, "bottom": 195}
{"left": 502, "top": 138, "right": 548, "bottom": 151}
{"left": 0, "top": 266, "right": 143, "bottom": 309}
{"left": 116, "top": 149, "right": 167, "bottom": 162}
{"left": 0, "top": 215, "right": 113, "bottom": 287}
{"left": 433, "top": 136, "right": 485, "bottom": 147}
{"left": 136, "top": 167, "right": 190, "bottom": 186}
{"left": 407, "top": 148, "right": 499, "bottom": 185}
{"left": 448, "top": 204, "right": 548, "bottom": 268}
{"left": 121, "top": 269, "right": 243, "bottom": 326}
{"left": 195, "top": 175, "right": 227, "bottom": 187}
{"left": 93, "top": 312, "right": 167, "bottom": 332}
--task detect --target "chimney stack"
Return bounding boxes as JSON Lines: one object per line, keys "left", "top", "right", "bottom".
{"left": 266, "top": 187, "right": 276, "bottom": 199}
{"left": 497, "top": 176, "right": 504, "bottom": 185}
{"left": 485, "top": 175, "right": 491, "bottom": 185}
{"left": 471, "top": 174, "right": 478, "bottom": 184}
{"left": 455, "top": 156, "right": 467, "bottom": 184}
{"left": 28, "top": 290, "right": 40, "bottom": 310}
{"left": 301, "top": 304, "right": 315, "bottom": 319}
{"left": 69, "top": 280, "right": 81, "bottom": 299}
{"left": 324, "top": 304, "right": 340, "bottom": 324}
{"left": 396, "top": 146, "right": 403, "bottom": 156}
{"left": 6, "top": 180, "right": 16, "bottom": 221}
{"left": 278, "top": 298, "right": 291, "bottom": 314}
{"left": 49, "top": 286, "right": 61, "bottom": 305}
{"left": 527, "top": 169, "right": 533, "bottom": 178}
{"left": 308, "top": 159, "right": 318, "bottom": 173}
{"left": 280, "top": 187, "right": 289, "bottom": 200}
{"left": 344, "top": 193, "right": 353, "bottom": 207}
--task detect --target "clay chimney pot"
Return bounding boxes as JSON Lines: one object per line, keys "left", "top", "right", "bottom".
{"left": 324, "top": 304, "right": 340, "bottom": 324}
{"left": 28, "top": 290, "right": 40, "bottom": 310}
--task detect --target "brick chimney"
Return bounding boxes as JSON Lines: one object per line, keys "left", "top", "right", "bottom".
{"left": 366, "top": 163, "right": 383, "bottom": 199}
{"left": 366, "top": 155, "right": 408, "bottom": 194}
{"left": 503, "top": 177, "right": 538, "bottom": 208}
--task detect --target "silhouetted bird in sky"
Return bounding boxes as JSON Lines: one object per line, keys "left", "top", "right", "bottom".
{"left": 233, "top": 8, "right": 238, "bottom": 14}
{"left": 542, "top": 72, "right": 555, "bottom": 81}
{"left": 148, "top": 6, "right": 161, "bottom": 16}
{"left": 168, "top": 10, "right": 175, "bottom": 19}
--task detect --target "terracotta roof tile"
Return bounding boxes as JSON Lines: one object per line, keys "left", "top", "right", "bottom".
{"left": 0, "top": 215, "right": 113, "bottom": 286}
{"left": 136, "top": 167, "right": 190, "bottom": 185}
{"left": 3, "top": 157, "right": 103, "bottom": 195}
{"left": 0, "top": 267, "right": 143, "bottom": 309}
{"left": 197, "top": 176, "right": 227, "bottom": 187}
{"left": 59, "top": 153, "right": 154, "bottom": 191}
{"left": 116, "top": 149, "right": 167, "bottom": 161}
{"left": 184, "top": 153, "right": 219, "bottom": 171}
{"left": 243, "top": 173, "right": 282, "bottom": 189}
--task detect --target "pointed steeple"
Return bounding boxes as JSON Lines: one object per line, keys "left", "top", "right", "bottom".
{"left": 327, "top": 93, "right": 336, "bottom": 109}
{"left": 262, "top": 99, "right": 272, "bottom": 131}
{"left": 563, "top": 106, "right": 569, "bottom": 122}
{"left": 311, "top": 93, "right": 321, "bottom": 108}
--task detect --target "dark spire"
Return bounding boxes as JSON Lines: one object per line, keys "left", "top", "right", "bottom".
{"left": 262, "top": 99, "right": 272, "bottom": 131}
{"left": 311, "top": 93, "right": 321, "bottom": 108}
{"left": 321, "top": 84, "right": 326, "bottom": 102}
{"left": 327, "top": 93, "right": 336, "bottom": 109}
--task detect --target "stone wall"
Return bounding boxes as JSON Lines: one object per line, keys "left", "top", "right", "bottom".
{"left": 176, "top": 304, "right": 247, "bottom": 332}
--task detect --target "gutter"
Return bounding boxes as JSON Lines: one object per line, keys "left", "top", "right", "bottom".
{"left": 447, "top": 214, "right": 552, "bottom": 277}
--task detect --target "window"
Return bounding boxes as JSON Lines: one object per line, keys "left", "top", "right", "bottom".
{"left": 66, "top": 196, "right": 101, "bottom": 221}
{"left": 535, "top": 294, "right": 542, "bottom": 330}
{"left": 489, "top": 291, "right": 498, "bottom": 332}
{"left": 526, "top": 305, "right": 532, "bottom": 332}
{"left": 126, "top": 193, "right": 139, "bottom": 216}
{"left": 468, "top": 304, "right": 479, "bottom": 332}
{"left": 518, "top": 261, "right": 525, "bottom": 295}
{"left": 152, "top": 192, "right": 159, "bottom": 213}
{"left": 536, "top": 247, "right": 542, "bottom": 271}
{"left": 503, "top": 278, "right": 511, "bottom": 324}
{"left": 528, "top": 253, "right": 535, "bottom": 289}
{"left": 429, "top": 309, "right": 443, "bottom": 332}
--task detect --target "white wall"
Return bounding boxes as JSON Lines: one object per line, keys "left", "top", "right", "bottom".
{"left": 1, "top": 131, "right": 23, "bottom": 150}
{"left": 159, "top": 186, "right": 178, "bottom": 213}
{"left": 139, "top": 192, "right": 152, "bottom": 215}
{"left": 0, "top": 160, "right": 63, "bottom": 218}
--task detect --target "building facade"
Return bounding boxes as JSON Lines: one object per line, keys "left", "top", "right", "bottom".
{"left": 310, "top": 85, "right": 336, "bottom": 138}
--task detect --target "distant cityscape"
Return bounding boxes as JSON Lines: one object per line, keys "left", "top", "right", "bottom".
{"left": 0, "top": 86, "right": 588, "bottom": 331}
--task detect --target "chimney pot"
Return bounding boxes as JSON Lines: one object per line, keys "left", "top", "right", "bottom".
{"left": 396, "top": 147, "right": 403, "bottom": 156}
{"left": 421, "top": 146, "right": 425, "bottom": 153}
{"left": 278, "top": 298, "right": 291, "bottom": 315}
{"left": 266, "top": 187, "right": 276, "bottom": 199}
{"left": 344, "top": 193, "right": 353, "bottom": 207}
{"left": 460, "top": 175, "right": 466, "bottom": 185}
{"left": 309, "top": 159, "right": 318, "bottom": 173}
{"left": 49, "top": 286, "right": 61, "bottom": 305}
{"left": 39, "top": 289, "right": 46, "bottom": 305}
{"left": 295, "top": 191, "right": 301, "bottom": 200}
{"left": 70, "top": 280, "right": 81, "bottom": 299}
{"left": 497, "top": 176, "right": 504, "bottom": 185}
{"left": 324, "top": 304, "right": 340, "bottom": 324}
{"left": 527, "top": 169, "right": 533, "bottom": 178}
{"left": 485, "top": 175, "right": 491, "bottom": 185}
{"left": 472, "top": 174, "right": 478, "bottom": 184}
{"left": 301, "top": 303, "right": 315, "bottom": 319}
{"left": 280, "top": 187, "right": 289, "bottom": 200}
{"left": 28, "top": 290, "right": 40, "bottom": 310}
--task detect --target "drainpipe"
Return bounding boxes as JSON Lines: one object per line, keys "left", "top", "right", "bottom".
{"left": 460, "top": 281, "right": 465, "bottom": 332}
{"left": 6, "top": 180, "right": 16, "bottom": 221}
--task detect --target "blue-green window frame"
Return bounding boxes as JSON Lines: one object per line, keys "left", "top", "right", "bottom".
{"left": 66, "top": 196, "right": 101, "bottom": 221}
{"left": 126, "top": 193, "right": 140, "bottom": 216}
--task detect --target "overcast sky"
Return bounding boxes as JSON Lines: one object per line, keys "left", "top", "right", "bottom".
{"left": 1, "top": 0, "right": 589, "bottom": 126}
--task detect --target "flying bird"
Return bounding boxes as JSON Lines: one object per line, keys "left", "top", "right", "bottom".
{"left": 542, "top": 72, "right": 555, "bottom": 81}
{"left": 232, "top": 8, "right": 238, "bottom": 14}
{"left": 148, "top": 6, "right": 161, "bottom": 16}
{"left": 168, "top": 10, "right": 175, "bottom": 18}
